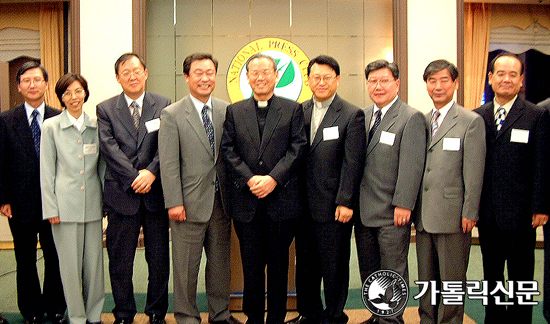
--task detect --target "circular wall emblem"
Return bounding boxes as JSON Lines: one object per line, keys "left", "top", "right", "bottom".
{"left": 362, "top": 270, "right": 409, "bottom": 317}
{"left": 226, "top": 37, "right": 312, "bottom": 103}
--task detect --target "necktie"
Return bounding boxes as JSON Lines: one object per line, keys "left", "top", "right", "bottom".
{"left": 131, "top": 101, "right": 140, "bottom": 129}
{"left": 368, "top": 109, "right": 381, "bottom": 144}
{"left": 495, "top": 107, "right": 506, "bottom": 132}
{"left": 201, "top": 105, "right": 218, "bottom": 191}
{"left": 30, "top": 110, "right": 40, "bottom": 156}
{"left": 431, "top": 110, "right": 441, "bottom": 137}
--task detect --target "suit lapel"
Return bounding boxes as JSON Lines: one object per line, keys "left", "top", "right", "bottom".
{"left": 115, "top": 94, "right": 138, "bottom": 142}
{"left": 13, "top": 105, "right": 37, "bottom": 159}
{"left": 259, "top": 96, "right": 282, "bottom": 157}
{"left": 302, "top": 99, "right": 313, "bottom": 144}
{"left": 497, "top": 99, "right": 524, "bottom": 140}
{"left": 241, "top": 99, "right": 262, "bottom": 152}
{"left": 429, "top": 103, "right": 458, "bottom": 149}
{"left": 367, "top": 100, "right": 399, "bottom": 154}
{"left": 310, "top": 95, "right": 341, "bottom": 152}
{"left": 138, "top": 92, "right": 156, "bottom": 147}
{"left": 212, "top": 98, "right": 225, "bottom": 160}
{"left": 184, "top": 96, "right": 214, "bottom": 157}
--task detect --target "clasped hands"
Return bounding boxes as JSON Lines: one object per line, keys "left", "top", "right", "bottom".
{"left": 132, "top": 169, "right": 156, "bottom": 194}
{"left": 247, "top": 175, "right": 277, "bottom": 199}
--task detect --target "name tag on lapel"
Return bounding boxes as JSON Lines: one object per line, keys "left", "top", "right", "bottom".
{"left": 145, "top": 118, "right": 160, "bottom": 133}
{"left": 442, "top": 138, "right": 460, "bottom": 151}
{"left": 323, "top": 126, "right": 339, "bottom": 141}
{"left": 379, "top": 131, "right": 395, "bottom": 146}
{"left": 510, "top": 129, "right": 529, "bottom": 143}
{"left": 83, "top": 144, "right": 98, "bottom": 155}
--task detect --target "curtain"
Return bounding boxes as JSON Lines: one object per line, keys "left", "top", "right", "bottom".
{"left": 464, "top": 3, "right": 491, "bottom": 110}
{"left": 39, "top": 3, "right": 64, "bottom": 110}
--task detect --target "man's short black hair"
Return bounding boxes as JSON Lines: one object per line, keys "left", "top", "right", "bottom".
{"left": 245, "top": 53, "right": 277, "bottom": 72}
{"left": 307, "top": 55, "right": 340, "bottom": 76}
{"left": 423, "top": 59, "right": 459, "bottom": 82}
{"left": 489, "top": 52, "right": 524, "bottom": 75}
{"left": 114, "top": 53, "right": 147, "bottom": 75}
{"left": 16, "top": 61, "right": 48, "bottom": 84}
{"left": 364, "top": 60, "right": 399, "bottom": 80}
{"left": 183, "top": 53, "right": 218, "bottom": 76}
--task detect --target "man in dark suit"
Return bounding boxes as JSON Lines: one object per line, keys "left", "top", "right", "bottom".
{"left": 416, "top": 60, "right": 485, "bottom": 324}
{"left": 288, "top": 55, "right": 366, "bottom": 324}
{"left": 159, "top": 53, "right": 240, "bottom": 324}
{"left": 355, "top": 60, "right": 425, "bottom": 324}
{"left": 97, "top": 53, "right": 170, "bottom": 324}
{"left": 220, "top": 53, "right": 307, "bottom": 324}
{"left": 474, "top": 52, "right": 550, "bottom": 323}
{"left": 0, "top": 61, "right": 66, "bottom": 324}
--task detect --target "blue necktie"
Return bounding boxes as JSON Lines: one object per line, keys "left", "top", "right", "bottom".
{"left": 495, "top": 107, "right": 506, "bottom": 132}
{"left": 30, "top": 110, "right": 40, "bottom": 156}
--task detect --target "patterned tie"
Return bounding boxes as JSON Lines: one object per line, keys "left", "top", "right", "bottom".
{"left": 495, "top": 107, "right": 506, "bottom": 132}
{"left": 431, "top": 110, "right": 441, "bottom": 138}
{"left": 368, "top": 109, "right": 381, "bottom": 144}
{"left": 201, "top": 105, "right": 218, "bottom": 191}
{"left": 30, "top": 109, "right": 40, "bottom": 156}
{"left": 131, "top": 101, "right": 140, "bottom": 129}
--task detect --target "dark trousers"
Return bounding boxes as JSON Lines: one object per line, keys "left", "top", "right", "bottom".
{"left": 9, "top": 219, "right": 66, "bottom": 320}
{"left": 233, "top": 208, "right": 296, "bottom": 324}
{"left": 296, "top": 219, "right": 352, "bottom": 324}
{"left": 478, "top": 226, "right": 536, "bottom": 324}
{"left": 106, "top": 205, "right": 170, "bottom": 320}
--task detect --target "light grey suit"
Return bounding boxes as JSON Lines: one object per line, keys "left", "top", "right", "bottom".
{"left": 415, "top": 102, "right": 485, "bottom": 324}
{"left": 356, "top": 99, "right": 426, "bottom": 324}
{"left": 40, "top": 110, "right": 105, "bottom": 324}
{"left": 158, "top": 95, "right": 231, "bottom": 324}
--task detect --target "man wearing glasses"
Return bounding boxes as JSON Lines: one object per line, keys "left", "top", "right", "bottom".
{"left": 288, "top": 55, "right": 365, "bottom": 324}
{"left": 97, "top": 53, "right": 171, "bottom": 324}
{"left": 0, "top": 61, "right": 66, "bottom": 324}
{"left": 220, "top": 53, "right": 307, "bottom": 324}
{"left": 355, "top": 60, "right": 425, "bottom": 324}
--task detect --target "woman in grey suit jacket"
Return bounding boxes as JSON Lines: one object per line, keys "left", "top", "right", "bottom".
{"left": 40, "top": 73, "right": 105, "bottom": 324}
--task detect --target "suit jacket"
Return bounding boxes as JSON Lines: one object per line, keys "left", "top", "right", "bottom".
{"left": 220, "top": 95, "right": 307, "bottom": 223}
{"left": 159, "top": 95, "right": 229, "bottom": 222}
{"left": 474, "top": 97, "right": 550, "bottom": 230}
{"left": 416, "top": 103, "right": 486, "bottom": 233}
{"left": 97, "top": 91, "right": 171, "bottom": 215}
{"left": 40, "top": 110, "right": 103, "bottom": 223}
{"left": 359, "top": 99, "right": 426, "bottom": 227}
{"left": 0, "top": 104, "right": 60, "bottom": 223}
{"left": 302, "top": 94, "right": 366, "bottom": 223}
{"left": 538, "top": 97, "right": 550, "bottom": 109}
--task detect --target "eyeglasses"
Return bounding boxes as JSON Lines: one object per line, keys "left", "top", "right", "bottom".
{"left": 120, "top": 69, "right": 145, "bottom": 78}
{"left": 62, "top": 88, "right": 85, "bottom": 98}
{"left": 310, "top": 75, "right": 337, "bottom": 84}
{"left": 248, "top": 69, "right": 275, "bottom": 78}
{"left": 367, "top": 78, "right": 395, "bottom": 87}
{"left": 20, "top": 78, "right": 45, "bottom": 86}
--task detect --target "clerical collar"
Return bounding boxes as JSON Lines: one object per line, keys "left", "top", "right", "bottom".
{"left": 313, "top": 93, "right": 336, "bottom": 109}
{"left": 255, "top": 97, "right": 273, "bottom": 108}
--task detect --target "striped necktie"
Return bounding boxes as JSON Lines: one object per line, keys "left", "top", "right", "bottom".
{"left": 431, "top": 110, "right": 441, "bottom": 137}
{"left": 30, "top": 109, "right": 40, "bottom": 156}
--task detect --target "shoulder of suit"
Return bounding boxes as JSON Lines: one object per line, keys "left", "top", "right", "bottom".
{"left": 455, "top": 104, "right": 483, "bottom": 121}
{"left": 273, "top": 95, "right": 299, "bottom": 108}
{"left": 45, "top": 105, "right": 61, "bottom": 117}
{"left": 211, "top": 96, "right": 230, "bottom": 108}
{"left": 97, "top": 93, "right": 123, "bottom": 109}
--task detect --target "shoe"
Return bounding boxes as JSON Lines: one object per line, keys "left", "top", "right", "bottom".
{"left": 50, "top": 314, "right": 67, "bottom": 324}
{"left": 210, "top": 316, "right": 244, "bottom": 324}
{"left": 0, "top": 314, "right": 9, "bottom": 324}
{"left": 113, "top": 318, "right": 134, "bottom": 324}
{"left": 149, "top": 314, "right": 166, "bottom": 324}
{"left": 24, "top": 316, "right": 42, "bottom": 324}
{"left": 359, "top": 317, "right": 379, "bottom": 324}
{"left": 285, "top": 315, "right": 319, "bottom": 324}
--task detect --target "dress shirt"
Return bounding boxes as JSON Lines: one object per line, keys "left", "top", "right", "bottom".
{"left": 311, "top": 94, "right": 336, "bottom": 142}
{"left": 24, "top": 102, "right": 46, "bottom": 129}
{"left": 431, "top": 100, "right": 454, "bottom": 128}
{"left": 493, "top": 95, "right": 518, "bottom": 116}
{"left": 124, "top": 92, "right": 145, "bottom": 116}
{"left": 190, "top": 95, "right": 213, "bottom": 122}
{"left": 370, "top": 95, "right": 398, "bottom": 129}
{"left": 66, "top": 112, "right": 85, "bottom": 131}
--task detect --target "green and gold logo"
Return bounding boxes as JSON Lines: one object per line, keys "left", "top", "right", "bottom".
{"left": 227, "top": 37, "right": 312, "bottom": 103}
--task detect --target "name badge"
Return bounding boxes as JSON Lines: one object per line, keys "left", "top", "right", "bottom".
{"left": 83, "top": 143, "right": 98, "bottom": 155}
{"left": 145, "top": 118, "right": 160, "bottom": 133}
{"left": 442, "top": 138, "right": 460, "bottom": 151}
{"left": 323, "top": 126, "right": 339, "bottom": 141}
{"left": 379, "top": 131, "right": 395, "bottom": 146}
{"left": 510, "top": 129, "right": 529, "bottom": 143}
